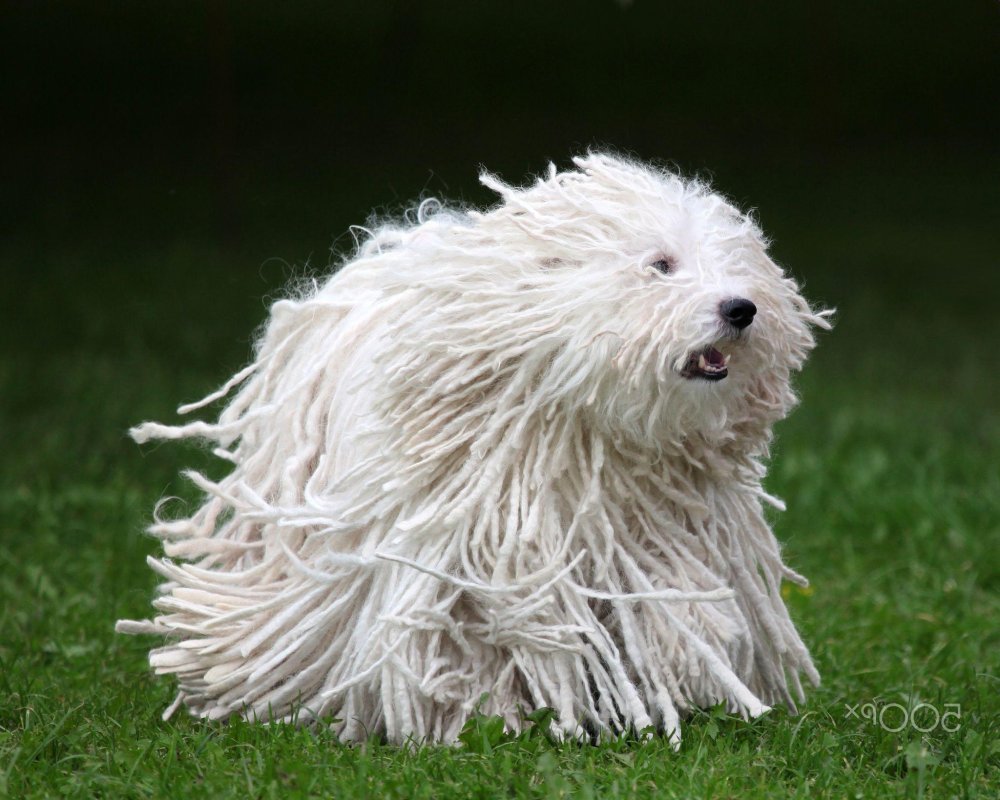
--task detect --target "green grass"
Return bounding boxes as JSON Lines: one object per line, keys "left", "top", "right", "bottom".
{"left": 1, "top": 156, "right": 997, "bottom": 798}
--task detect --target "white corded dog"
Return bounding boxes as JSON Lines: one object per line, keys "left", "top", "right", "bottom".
{"left": 119, "top": 153, "right": 831, "bottom": 746}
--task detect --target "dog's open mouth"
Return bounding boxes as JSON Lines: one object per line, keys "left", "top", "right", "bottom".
{"left": 680, "top": 346, "right": 730, "bottom": 381}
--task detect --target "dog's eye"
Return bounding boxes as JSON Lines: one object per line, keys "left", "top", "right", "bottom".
{"left": 649, "top": 257, "right": 675, "bottom": 275}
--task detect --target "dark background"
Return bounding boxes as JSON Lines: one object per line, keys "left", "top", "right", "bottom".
{"left": 5, "top": 1, "right": 997, "bottom": 255}
{"left": 1, "top": 1, "right": 997, "bottom": 477}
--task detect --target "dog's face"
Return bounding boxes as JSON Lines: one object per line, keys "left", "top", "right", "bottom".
{"left": 361, "top": 153, "right": 828, "bottom": 451}
{"left": 470, "top": 154, "right": 829, "bottom": 446}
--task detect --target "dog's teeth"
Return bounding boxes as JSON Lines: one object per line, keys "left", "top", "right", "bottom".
{"left": 722, "top": 354, "right": 730, "bottom": 366}
{"left": 698, "top": 354, "right": 707, "bottom": 370}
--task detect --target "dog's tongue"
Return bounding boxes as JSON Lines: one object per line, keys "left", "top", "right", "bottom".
{"left": 705, "top": 347, "right": 726, "bottom": 367}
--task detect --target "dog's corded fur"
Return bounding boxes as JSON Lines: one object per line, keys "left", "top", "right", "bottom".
{"left": 118, "top": 153, "right": 832, "bottom": 746}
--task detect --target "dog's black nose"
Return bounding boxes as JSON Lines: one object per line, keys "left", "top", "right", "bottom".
{"left": 720, "top": 298, "right": 757, "bottom": 330}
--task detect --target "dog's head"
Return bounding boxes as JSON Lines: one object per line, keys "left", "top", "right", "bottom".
{"left": 360, "top": 153, "right": 831, "bottom": 452}
{"left": 467, "top": 154, "right": 831, "bottom": 447}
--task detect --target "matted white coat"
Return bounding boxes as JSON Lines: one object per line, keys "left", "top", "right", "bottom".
{"left": 118, "top": 153, "right": 832, "bottom": 746}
